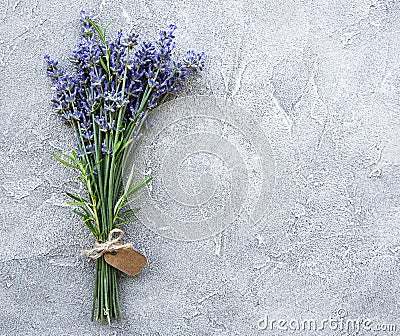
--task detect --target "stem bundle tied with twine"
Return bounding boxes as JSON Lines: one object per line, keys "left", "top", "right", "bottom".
{"left": 45, "top": 10, "right": 203, "bottom": 323}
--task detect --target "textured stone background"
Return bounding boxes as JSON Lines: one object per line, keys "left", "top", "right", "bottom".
{"left": 1, "top": 0, "right": 400, "bottom": 335}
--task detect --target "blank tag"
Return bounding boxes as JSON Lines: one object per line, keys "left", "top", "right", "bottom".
{"left": 104, "top": 243, "right": 147, "bottom": 276}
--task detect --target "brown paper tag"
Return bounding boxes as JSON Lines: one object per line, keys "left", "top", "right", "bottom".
{"left": 104, "top": 243, "right": 147, "bottom": 276}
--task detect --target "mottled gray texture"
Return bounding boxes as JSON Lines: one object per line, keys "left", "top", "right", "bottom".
{"left": 1, "top": 0, "right": 400, "bottom": 335}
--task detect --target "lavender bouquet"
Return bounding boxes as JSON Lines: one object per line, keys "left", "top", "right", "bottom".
{"left": 45, "top": 11, "right": 203, "bottom": 323}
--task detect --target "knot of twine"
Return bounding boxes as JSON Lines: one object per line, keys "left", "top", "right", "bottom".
{"left": 83, "top": 228, "right": 133, "bottom": 260}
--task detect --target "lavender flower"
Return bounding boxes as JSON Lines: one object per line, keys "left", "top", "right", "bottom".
{"left": 46, "top": 14, "right": 203, "bottom": 158}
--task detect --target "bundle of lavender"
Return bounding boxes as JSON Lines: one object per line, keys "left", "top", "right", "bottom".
{"left": 45, "top": 11, "right": 203, "bottom": 323}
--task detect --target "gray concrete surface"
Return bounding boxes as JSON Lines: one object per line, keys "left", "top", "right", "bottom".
{"left": 1, "top": 0, "right": 400, "bottom": 335}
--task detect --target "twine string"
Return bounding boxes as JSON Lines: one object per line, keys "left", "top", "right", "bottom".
{"left": 83, "top": 228, "right": 133, "bottom": 260}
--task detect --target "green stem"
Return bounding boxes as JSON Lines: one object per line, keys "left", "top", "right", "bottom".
{"left": 91, "top": 259, "right": 98, "bottom": 321}
{"left": 96, "top": 258, "right": 101, "bottom": 320}
{"left": 103, "top": 258, "right": 111, "bottom": 324}
{"left": 114, "top": 269, "right": 122, "bottom": 319}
